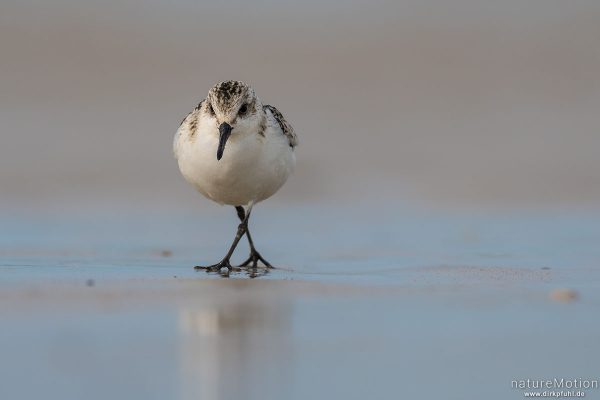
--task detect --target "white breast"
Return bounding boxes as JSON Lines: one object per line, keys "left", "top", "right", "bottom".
{"left": 174, "top": 120, "right": 295, "bottom": 206}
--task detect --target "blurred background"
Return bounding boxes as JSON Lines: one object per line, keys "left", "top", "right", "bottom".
{"left": 2, "top": 0, "right": 599, "bottom": 211}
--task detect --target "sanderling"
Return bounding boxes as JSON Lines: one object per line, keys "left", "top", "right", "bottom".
{"left": 173, "top": 80, "right": 298, "bottom": 273}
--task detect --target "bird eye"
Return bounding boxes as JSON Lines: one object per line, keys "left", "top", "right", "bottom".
{"left": 239, "top": 104, "right": 248, "bottom": 115}
{"left": 207, "top": 103, "right": 215, "bottom": 115}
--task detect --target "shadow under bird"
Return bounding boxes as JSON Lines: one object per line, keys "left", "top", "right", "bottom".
{"left": 173, "top": 80, "right": 298, "bottom": 273}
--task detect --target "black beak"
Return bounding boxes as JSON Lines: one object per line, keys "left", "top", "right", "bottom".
{"left": 217, "top": 122, "right": 233, "bottom": 160}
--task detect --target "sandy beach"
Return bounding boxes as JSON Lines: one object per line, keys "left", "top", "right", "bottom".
{"left": 1, "top": 205, "right": 599, "bottom": 399}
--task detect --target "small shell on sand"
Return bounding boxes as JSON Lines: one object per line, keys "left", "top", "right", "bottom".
{"left": 549, "top": 288, "right": 579, "bottom": 302}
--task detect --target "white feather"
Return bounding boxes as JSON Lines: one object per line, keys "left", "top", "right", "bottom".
{"left": 174, "top": 100, "right": 295, "bottom": 206}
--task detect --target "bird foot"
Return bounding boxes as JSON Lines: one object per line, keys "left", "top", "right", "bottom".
{"left": 194, "top": 260, "right": 241, "bottom": 273}
{"left": 235, "top": 251, "right": 274, "bottom": 269}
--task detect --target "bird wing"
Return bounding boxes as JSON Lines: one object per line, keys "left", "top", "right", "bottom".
{"left": 174, "top": 100, "right": 203, "bottom": 158}
{"left": 263, "top": 105, "right": 298, "bottom": 148}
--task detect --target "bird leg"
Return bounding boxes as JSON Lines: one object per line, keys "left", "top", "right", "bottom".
{"left": 194, "top": 212, "right": 249, "bottom": 272}
{"left": 234, "top": 206, "right": 273, "bottom": 269}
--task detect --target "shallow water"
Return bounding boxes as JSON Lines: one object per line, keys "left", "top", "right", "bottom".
{"left": 1, "top": 204, "right": 600, "bottom": 399}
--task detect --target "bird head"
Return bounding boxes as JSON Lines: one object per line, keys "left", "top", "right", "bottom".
{"left": 203, "top": 80, "right": 263, "bottom": 160}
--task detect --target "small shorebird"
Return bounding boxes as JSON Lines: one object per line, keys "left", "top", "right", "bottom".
{"left": 173, "top": 80, "right": 298, "bottom": 272}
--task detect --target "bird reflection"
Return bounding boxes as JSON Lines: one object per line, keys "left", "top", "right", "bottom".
{"left": 178, "top": 286, "right": 292, "bottom": 400}
{"left": 197, "top": 266, "right": 271, "bottom": 279}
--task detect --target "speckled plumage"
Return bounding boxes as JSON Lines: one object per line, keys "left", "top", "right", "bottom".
{"left": 264, "top": 104, "right": 298, "bottom": 148}
{"left": 178, "top": 82, "right": 296, "bottom": 148}
{"left": 174, "top": 80, "right": 297, "bottom": 206}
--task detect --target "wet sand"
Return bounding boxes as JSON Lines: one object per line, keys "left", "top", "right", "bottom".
{"left": 1, "top": 205, "right": 599, "bottom": 400}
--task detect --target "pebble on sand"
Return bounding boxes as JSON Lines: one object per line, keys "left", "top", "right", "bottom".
{"left": 549, "top": 288, "right": 578, "bottom": 303}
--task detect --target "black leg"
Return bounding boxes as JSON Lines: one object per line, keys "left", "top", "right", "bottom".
{"left": 194, "top": 211, "right": 249, "bottom": 272}
{"left": 234, "top": 206, "right": 273, "bottom": 269}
